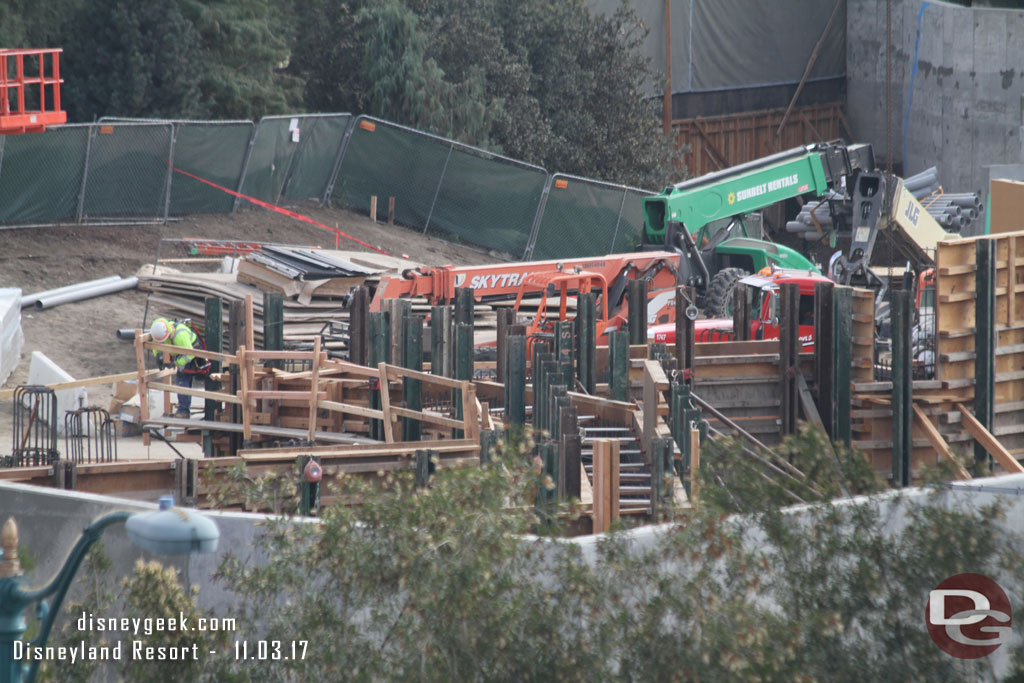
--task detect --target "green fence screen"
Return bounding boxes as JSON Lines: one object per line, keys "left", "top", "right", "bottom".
{"left": 282, "top": 114, "right": 351, "bottom": 201}
{"left": 529, "top": 175, "right": 653, "bottom": 260}
{"left": 0, "top": 125, "right": 89, "bottom": 225}
{"left": 241, "top": 114, "right": 351, "bottom": 205}
{"left": 80, "top": 123, "right": 173, "bottom": 222}
{"left": 330, "top": 117, "right": 545, "bottom": 256}
{"left": 169, "top": 121, "right": 254, "bottom": 215}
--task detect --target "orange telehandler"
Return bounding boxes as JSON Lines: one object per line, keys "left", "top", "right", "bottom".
{"left": 370, "top": 251, "right": 684, "bottom": 344}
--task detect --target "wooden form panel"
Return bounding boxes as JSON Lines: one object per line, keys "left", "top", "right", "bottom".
{"left": 850, "top": 287, "right": 875, "bottom": 383}
{"left": 936, "top": 238, "right": 977, "bottom": 387}
{"left": 671, "top": 102, "right": 843, "bottom": 178}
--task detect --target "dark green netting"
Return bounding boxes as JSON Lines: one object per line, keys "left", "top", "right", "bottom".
{"left": 80, "top": 123, "right": 172, "bottom": 221}
{"left": 169, "top": 122, "right": 254, "bottom": 215}
{"left": 282, "top": 115, "right": 351, "bottom": 201}
{"left": 0, "top": 125, "right": 89, "bottom": 225}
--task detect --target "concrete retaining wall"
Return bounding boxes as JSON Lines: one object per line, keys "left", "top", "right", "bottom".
{"left": 847, "top": 0, "right": 1024, "bottom": 227}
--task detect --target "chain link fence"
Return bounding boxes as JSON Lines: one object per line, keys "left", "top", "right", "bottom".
{"left": 325, "top": 116, "right": 546, "bottom": 256}
{"left": 0, "top": 112, "right": 659, "bottom": 263}
{"left": 239, "top": 113, "right": 352, "bottom": 206}
{"left": 0, "top": 124, "right": 89, "bottom": 226}
{"left": 526, "top": 174, "right": 654, "bottom": 260}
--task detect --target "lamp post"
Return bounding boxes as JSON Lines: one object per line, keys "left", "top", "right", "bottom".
{"left": 0, "top": 496, "right": 219, "bottom": 683}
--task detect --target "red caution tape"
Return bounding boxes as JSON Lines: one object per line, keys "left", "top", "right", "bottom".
{"left": 172, "top": 166, "right": 391, "bottom": 256}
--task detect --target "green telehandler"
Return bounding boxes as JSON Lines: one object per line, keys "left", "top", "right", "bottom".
{"left": 639, "top": 142, "right": 875, "bottom": 316}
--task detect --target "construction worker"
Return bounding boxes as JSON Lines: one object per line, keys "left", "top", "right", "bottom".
{"left": 150, "top": 317, "right": 197, "bottom": 419}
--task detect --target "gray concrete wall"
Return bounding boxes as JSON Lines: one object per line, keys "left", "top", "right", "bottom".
{"left": 848, "top": 0, "right": 1024, "bottom": 221}
{"left": 0, "top": 482, "right": 276, "bottom": 617}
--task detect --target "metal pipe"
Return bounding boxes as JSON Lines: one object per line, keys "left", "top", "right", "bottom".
{"left": 35, "top": 277, "right": 138, "bottom": 310}
{"left": 21, "top": 275, "right": 122, "bottom": 308}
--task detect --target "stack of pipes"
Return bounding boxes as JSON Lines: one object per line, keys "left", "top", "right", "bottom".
{"left": 785, "top": 190, "right": 843, "bottom": 242}
{"left": 904, "top": 166, "right": 983, "bottom": 234}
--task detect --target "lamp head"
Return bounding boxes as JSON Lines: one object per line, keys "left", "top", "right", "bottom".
{"left": 125, "top": 496, "right": 219, "bottom": 555}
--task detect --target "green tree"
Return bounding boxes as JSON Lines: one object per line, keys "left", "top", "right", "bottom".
{"left": 61, "top": 0, "right": 202, "bottom": 121}
{"left": 179, "top": 0, "right": 303, "bottom": 119}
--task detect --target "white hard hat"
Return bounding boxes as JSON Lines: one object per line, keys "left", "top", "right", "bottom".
{"left": 151, "top": 319, "right": 172, "bottom": 343}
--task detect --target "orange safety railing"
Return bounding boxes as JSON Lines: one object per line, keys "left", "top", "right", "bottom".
{"left": 0, "top": 48, "right": 66, "bottom": 134}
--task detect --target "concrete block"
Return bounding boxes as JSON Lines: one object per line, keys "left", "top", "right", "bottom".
{"left": 27, "top": 350, "right": 87, "bottom": 435}
{"left": 0, "top": 288, "right": 22, "bottom": 387}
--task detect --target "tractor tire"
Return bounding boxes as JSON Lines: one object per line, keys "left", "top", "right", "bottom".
{"left": 704, "top": 267, "right": 749, "bottom": 318}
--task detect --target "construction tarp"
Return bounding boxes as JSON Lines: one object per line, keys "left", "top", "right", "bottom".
{"left": 587, "top": 0, "right": 845, "bottom": 93}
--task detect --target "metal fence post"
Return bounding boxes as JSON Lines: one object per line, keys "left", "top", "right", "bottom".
{"left": 74, "top": 124, "right": 97, "bottom": 224}
{"left": 402, "top": 315, "right": 423, "bottom": 442}
{"left": 322, "top": 115, "right": 359, "bottom": 205}
{"left": 423, "top": 143, "right": 454, "bottom": 234}
{"left": 608, "top": 188, "right": 629, "bottom": 252}
{"left": 834, "top": 287, "right": 852, "bottom": 447}
{"left": 231, "top": 118, "right": 261, "bottom": 213}
{"left": 523, "top": 173, "right": 555, "bottom": 260}
{"left": 162, "top": 123, "right": 177, "bottom": 223}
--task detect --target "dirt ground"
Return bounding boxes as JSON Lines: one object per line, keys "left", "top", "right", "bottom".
{"left": 0, "top": 203, "right": 503, "bottom": 457}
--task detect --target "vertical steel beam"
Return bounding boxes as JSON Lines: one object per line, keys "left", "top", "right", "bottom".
{"left": 813, "top": 281, "right": 835, "bottom": 438}
{"left": 628, "top": 280, "right": 648, "bottom": 345}
{"left": 263, "top": 292, "right": 284, "bottom": 369}
{"left": 975, "top": 238, "right": 996, "bottom": 470}
{"left": 609, "top": 330, "right": 630, "bottom": 402}
{"left": 505, "top": 334, "right": 527, "bottom": 432}
{"left": 203, "top": 296, "right": 223, "bottom": 457}
{"left": 834, "top": 287, "right": 853, "bottom": 446}
{"left": 891, "top": 290, "right": 913, "bottom": 486}
{"left": 402, "top": 316, "right": 423, "bottom": 442}
{"left": 577, "top": 293, "right": 597, "bottom": 394}
{"left": 368, "top": 311, "right": 391, "bottom": 441}
{"left": 779, "top": 282, "right": 800, "bottom": 437}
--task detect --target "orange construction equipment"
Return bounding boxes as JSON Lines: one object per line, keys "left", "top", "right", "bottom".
{"left": 371, "top": 251, "right": 683, "bottom": 343}
{"left": 0, "top": 48, "right": 66, "bottom": 134}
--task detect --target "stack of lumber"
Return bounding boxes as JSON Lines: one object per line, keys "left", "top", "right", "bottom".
{"left": 139, "top": 248, "right": 421, "bottom": 351}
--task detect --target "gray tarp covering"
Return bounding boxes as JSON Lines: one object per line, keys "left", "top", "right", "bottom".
{"left": 587, "top": 0, "right": 845, "bottom": 93}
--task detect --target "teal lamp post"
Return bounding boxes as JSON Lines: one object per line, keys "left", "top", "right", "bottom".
{"left": 0, "top": 496, "right": 219, "bottom": 683}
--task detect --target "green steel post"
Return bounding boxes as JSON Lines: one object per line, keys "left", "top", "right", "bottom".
{"left": 263, "top": 291, "right": 284, "bottom": 369}
{"left": 534, "top": 352, "right": 554, "bottom": 431}
{"left": 299, "top": 455, "right": 320, "bottom": 516}
{"left": 536, "top": 442, "right": 559, "bottom": 525}
{"left": 203, "top": 296, "right": 223, "bottom": 457}
{"left": 431, "top": 305, "right": 446, "bottom": 376}
{"left": 505, "top": 335, "right": 527, "bottom": 431}
{"left": 609, "top": 330, "right": 629, "bottom": 402}
{"left": 455, "top": 287, "right": 475, "bottom": 328}
{"left": 402, "top": 316, "right": 423, "bottom": 442}
{"left": 480, "top": 430, "right": 498, "bottom": 465}
{"left": 368, "top": 311, "right": 390, "bottom": 441}
{"left": 628, "top": 280, "right": 648, "bottom": 345}
{"left": 834, "top": 287, "right": 852, "bottom": 447}
{"left": 555, "top": 320, "right": 575, "bottom": 387}
{"left": 891, "top": 290, "right": 913, "bottom": 487}
{"left": 814, "top": 281, "right": 835, "bottom": 438}
{"left": 453, "top": 322, "right": 473, "bottom": 438}
{"left": 415, "top": 449, "right": 435, "bottom": 488}
{"left": 578, "top": 293, "right": 597, "bottom": 394}
{"left": 651, "top": 437, "right": 673, "bottom": 521}
{"left": 975, "top": 239, "right": 996, "bottom": 470}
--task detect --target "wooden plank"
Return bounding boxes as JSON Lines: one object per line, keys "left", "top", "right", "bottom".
{"left": 135, "top": 329, "right": 152, "bottom": 447}
{"left": 239, "top": 438, "right": 476, "bottom": 457}
{"left": 148, "top": 382, "right": 242, "bottom": 405}
{"left": 378, "top": 362, "right": 395, "bottom": 443}
{"left": 389, "top": 406, "right": 465, "bottom": 430}
{"left": 239, "top": 346, "right": 251, "bottom": 441}
{"left": 317, "top": 400, "right": 384, "bottom": 421}
{"left": 956, "top": 402, "right": 1024, "bottom": 473}
{"left": 308, "top": 337, "right": 322, "bottom": 442}
{"left": 142, "top": 416, "right": 377, "bottom": 443}
{"left": 912, "top": 404, "right": 971, "bottom": 481}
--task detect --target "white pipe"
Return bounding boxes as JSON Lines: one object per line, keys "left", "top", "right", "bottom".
{"left": 21, "top": 275, "right": 123, "bottom": 308}
{"left": 35, "top": 277, "right": 139, "bottom": 310}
